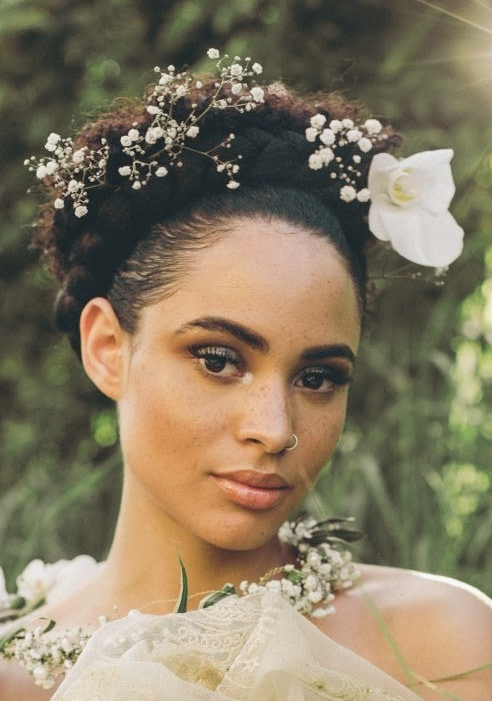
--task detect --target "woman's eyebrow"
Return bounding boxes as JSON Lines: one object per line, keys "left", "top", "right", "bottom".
{"left": 175, "top": 316, "right": 269, "bottom": 353}
{"left": 301, "top": 345, "right": 356, "bottom": 364}
{"left": 175, "top": 317, "right": 356, "bottom": 363}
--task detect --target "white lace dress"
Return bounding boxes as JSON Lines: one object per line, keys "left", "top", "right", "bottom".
{"left": 1, "top": 558, "right": 421, "bottom": 701}
{"left": 51, "top": 590, "right": 421, "bottom": 701}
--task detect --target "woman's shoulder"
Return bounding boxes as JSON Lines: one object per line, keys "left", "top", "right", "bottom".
{"left": 360, "top": 562, "right": 492, "bottom": 637}
{"left": 333, "top": 563, "right": 492, "bottom": 699}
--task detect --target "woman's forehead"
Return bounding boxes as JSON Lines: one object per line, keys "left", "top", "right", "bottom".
{"left": 143, "top": 219, "right": 361, "bottom": 350}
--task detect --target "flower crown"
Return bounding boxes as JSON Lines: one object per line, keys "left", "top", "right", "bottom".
{"left": 25, "top": 49, "right": 464, "bottom": 268}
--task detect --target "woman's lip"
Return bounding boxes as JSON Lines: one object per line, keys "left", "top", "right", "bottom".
{"left": 214, "top": 470, "right": 290, "bottom": 488}
{"left": 211, "top": 473, "right": 291, "bottom": 510}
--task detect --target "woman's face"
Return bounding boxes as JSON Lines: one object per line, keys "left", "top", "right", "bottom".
{"left": 116, "top": 217, "right": 361, "bottom": 551}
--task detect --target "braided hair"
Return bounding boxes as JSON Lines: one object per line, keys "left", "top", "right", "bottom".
{"left": 33, "top": 79, "right": 401, "bottom": 355}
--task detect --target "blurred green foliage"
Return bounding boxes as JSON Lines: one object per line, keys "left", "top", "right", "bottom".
{"left": 1, "top": 0, "right": 492, "bottom": 595}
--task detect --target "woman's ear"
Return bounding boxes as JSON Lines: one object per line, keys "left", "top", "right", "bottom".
{"left": 80, "top": 298, "right": 128, "bottom": 400}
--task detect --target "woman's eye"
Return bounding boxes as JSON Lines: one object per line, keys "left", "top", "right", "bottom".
{"left": 295, "top": 367, "right": 351, "bottom": 393}
{"left": 190, "top": 346, "right": 242, "bottom": 378}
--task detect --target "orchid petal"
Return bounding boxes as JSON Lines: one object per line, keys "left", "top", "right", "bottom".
{"left": 370, "top": 205, "right": 463, "bottom": 266}
{"left": 367, "top": 153, "right": 399, "bottom": 198}
{"left": 402, "top": 150, "right": 455, "bottom": 213}
{"left": 368, "top": 195, "right": 393, "bottom": 241}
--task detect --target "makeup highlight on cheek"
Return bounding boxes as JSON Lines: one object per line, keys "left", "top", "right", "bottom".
{"left": 240, "top": 372, "right": 253, "bottom": 385}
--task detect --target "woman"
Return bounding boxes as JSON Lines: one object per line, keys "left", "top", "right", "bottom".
{"left": 1, "top": 50, "right": 491, "bottom": 700}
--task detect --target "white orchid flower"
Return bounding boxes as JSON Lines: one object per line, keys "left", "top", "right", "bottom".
{"left": 367, "top": 149, "right": 464, "bottom": 267}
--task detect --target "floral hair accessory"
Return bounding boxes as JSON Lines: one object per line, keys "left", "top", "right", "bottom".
{"left": 305, "top": 113, "right": 382, "bottom": 205}
{"left": 24, "top": 50, "right": 265, "bottom": 217}
{"left": 306, "top": 116, "right": 463, "bottom": 268}
{"left": 25, "top": 49, "right": 463, "bottom": 269}
{"left": 367, "top": 149, "right": 464, "bottom": 267}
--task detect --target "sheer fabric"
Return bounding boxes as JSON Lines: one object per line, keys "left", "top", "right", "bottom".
{"left": 52, "top": 591, "right": 421, "bottom": 701}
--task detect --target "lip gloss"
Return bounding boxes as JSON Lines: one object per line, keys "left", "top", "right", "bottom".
{"left": 211, "top": 475, "right": 290, "bottom": 510}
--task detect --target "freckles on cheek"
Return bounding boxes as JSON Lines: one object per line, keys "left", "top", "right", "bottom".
{"left": 306, "top": 410, "right": 346, "bottom": 462}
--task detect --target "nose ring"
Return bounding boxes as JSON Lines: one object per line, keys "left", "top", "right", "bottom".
{"left": 286, "top": 433, "right": 298, "bottom": 451}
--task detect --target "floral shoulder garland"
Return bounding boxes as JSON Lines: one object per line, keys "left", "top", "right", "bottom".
{"left": 0, "top": 514, "right": 361, "bottom": 690}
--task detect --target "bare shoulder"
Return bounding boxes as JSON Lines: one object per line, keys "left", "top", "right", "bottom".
{"left": 321, "top": 563, "right": 492, "bottom": 700}
{"left": 360, "top": 561, "right": 492, "bottom": 616}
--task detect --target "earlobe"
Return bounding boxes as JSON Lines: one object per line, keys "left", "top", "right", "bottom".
{"left": 80, "top": 298, "right": 128, "bottom": 400}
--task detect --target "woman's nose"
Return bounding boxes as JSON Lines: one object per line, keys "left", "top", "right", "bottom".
{"left": 235, "top": 377, "right": 295, "bottom": 454}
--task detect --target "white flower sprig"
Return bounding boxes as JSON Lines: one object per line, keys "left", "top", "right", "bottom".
{"left": 306, "top": 113, "right": 384, "bottom": 204}
{"left": 238, "top": 515, "right": 361, "bottom": 618}
{"left": 24, "top": 134, "right": 109, "bottom": 219}
{"left": 1, "top": 621, "right": 93, "bottom": 690}
{"left": 0, "top": 556, "right": 101, "bottom": 689}
{"left": 25, "top": 50, "right": 264, "bottom": 217}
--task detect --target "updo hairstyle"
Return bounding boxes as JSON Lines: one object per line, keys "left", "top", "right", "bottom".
{"left": 34, "top": 78, "right": 401, "bottom": 356}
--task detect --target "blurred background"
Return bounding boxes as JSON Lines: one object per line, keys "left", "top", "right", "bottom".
{"left": 1, "top": 0, "right": 492, "bottom": 595}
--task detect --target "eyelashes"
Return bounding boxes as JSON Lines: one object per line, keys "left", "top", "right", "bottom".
{"left": 296, "top": 366, "right": 352, "bottom": 392}
{"left": 190, "top": 345, "right": 242, "bottom": 378}
{"left": 189, "top": 345, "right": 353, "bottom": 393}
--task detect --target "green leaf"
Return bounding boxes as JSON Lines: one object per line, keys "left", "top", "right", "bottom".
{"left": 0, "top": 626, "right": 26, "bottom": 652}
{"left": 199, "top": 583, "right": 236, "bottom": 609}
{"left": 287, "top": 570, "right": 303, "bottom": 584}
{"left": 174, "top": 553, "right": 188, "bottom": 614}
{"left": 40, "top": 618, "right": 56, "bottom": 634}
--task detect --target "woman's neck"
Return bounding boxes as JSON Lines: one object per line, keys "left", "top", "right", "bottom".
{"left": 100, "top": 473, "right": 291, "bottom": 616}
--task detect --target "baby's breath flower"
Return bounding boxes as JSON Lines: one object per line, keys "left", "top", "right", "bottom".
{"left": 356, "top": 188, "right": 370, "bottom": 202}
{"left": 118, "top": 166, "right": 132, "bottom": 176}
{"left": 346, "top": 129, "right": 362, "bottom": 142}
{"left": 252, "top": 62, "right": 263, "bottom": 74}
{"left": 230, "top": 63, "right": 243, "bottom": 77}
{"left": 305, "top": 127, "right": 318, "bottom": 143}
{"left": 155, "top": 167, "right": 168, "bottom": 177}
{"left": 308, "top": 153, "right": 323, "bottom": 170}
{"left": 310, "top": 113, "right": 327, "bottom": 129}
{"left": 250, "top": 86, "right": 264, "bottom": 103}
{"left": 358, "top": 137, "right": 373, "bottom": 153}
{"left": 364, "top": 118, "right": 383, "bottom": 135}
{"left": 186, "top": 125, "right": 199, "bottom": 138}
{"left": 74, "top": 205, "right": 88, "bottom": 218}
{"left": 319, "top": 129, "right": 335, "bottom": 146}
{"left": 72, "top": 149, "right": 86, "bottom": 164}
{"left": 207, "top": 48, "right": 220, "bottom": 59}
{"left": 318, "top": 147, "right": 334, "bottom": 165}
{"left": 340, "top": 185, "right": 357, "bottom": 202}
